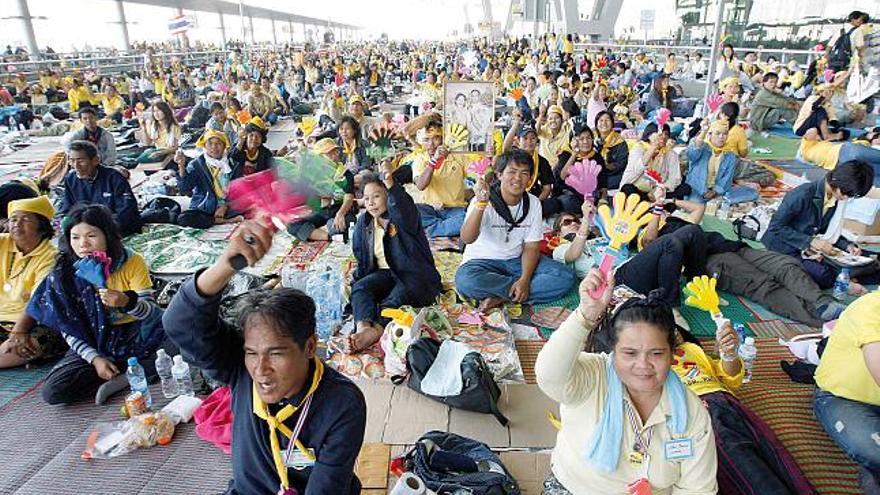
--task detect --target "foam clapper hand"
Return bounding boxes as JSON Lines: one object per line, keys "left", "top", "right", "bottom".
{"left": 590, "top": 192, "right": 653, "bottom": 298}
{"left": 564, "top": 159, "right": 601, "bottom": 199}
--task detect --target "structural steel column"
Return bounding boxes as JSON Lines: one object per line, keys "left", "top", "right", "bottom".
{"left": 218, "top": 11, "right": 227, "bottom": 50}
{"left": 248, "top": 15, "right": 255, "bottom": 44}
{"left": 15, "top": 0, "right": 41, "bottom": 60}
{"left": 288, "top": 20, "right": 293, "bottom": 42}
{"left": 271, "top": 18, "right": 277, "bottom": 45}
{"left": 115, "top": 0, "right": 131, "bottom": 51}
{"left": 702, "top": 0, "right": 726, "bottom": 108}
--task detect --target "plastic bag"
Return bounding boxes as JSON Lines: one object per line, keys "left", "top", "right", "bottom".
{"left": 81, "top": 412, "right": 177, "bottom": 460}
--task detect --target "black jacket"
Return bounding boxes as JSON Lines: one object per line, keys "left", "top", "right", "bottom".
{"left": 763, "top": 177, "right": 852, "bottom": 257}
{"left": 352, "top": 182, "right": 441, "bottom": 305}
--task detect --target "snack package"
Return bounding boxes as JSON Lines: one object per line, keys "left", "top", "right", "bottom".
{"left": 81, "top": 412, "right": 177, "bottom": 460}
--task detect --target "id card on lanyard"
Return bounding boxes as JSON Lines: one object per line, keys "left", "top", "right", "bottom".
{"left": 284, "top": 395, "right": 316, "bottom": 470}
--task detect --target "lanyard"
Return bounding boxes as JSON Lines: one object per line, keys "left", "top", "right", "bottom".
{"left": 283, "top": 394, "right": 314, "bottom": 467}
{"left": 624, "top": 400, "right": 654, "bottom": 455}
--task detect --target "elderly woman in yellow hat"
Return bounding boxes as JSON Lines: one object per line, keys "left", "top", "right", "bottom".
{"left": 536, "top": 104, "right": 573, "bottom": 164}
{"left": 0, "top": 196, "right": 67, "bottom": 368}
{"left": 174, "top": 128, "right": 243, "bottom": 229}
{"left": 286, "top": 137, "right": 357, "bottom": 241}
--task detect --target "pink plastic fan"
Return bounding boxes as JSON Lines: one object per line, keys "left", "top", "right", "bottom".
{"left": 705, "top": 93, "right": 724, "bottom": 114}
{"left": 564, "top": 159, "right": 601, "bottom": 199}
{"left": 227, "top": 170, "right": 312, "bottom": 225}
{"left": 466, "top": 157, "right": 492, "bottom": 176}
{"left": 655, "top": 108, "right": 672, "bottom": 128}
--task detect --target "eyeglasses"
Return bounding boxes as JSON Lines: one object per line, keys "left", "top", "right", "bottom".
{"left": 560, "top": 217, "right": 581, "bottom": 227}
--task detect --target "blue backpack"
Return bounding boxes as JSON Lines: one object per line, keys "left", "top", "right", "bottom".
{"left": 405, "top": 431, "right": 520, "bottom": 495}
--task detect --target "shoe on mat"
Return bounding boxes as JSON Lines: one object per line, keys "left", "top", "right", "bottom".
{"left": 95, "top": 374, "right": 130, "bottom": 405}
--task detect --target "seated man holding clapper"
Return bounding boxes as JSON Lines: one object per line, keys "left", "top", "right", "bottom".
{"left": 162, "top": 222, "right": 366, "bottom": 495}
{"left": 455, "top": 149, "right": 576, "bottom": 311}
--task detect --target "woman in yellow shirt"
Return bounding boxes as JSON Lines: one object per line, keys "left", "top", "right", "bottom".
{"left": 100, "top": 84, "right": 126, "bottom": 123}
{"left": 814, "top": 292, "right": 880, "bottom": 494}
{"left": 537, "top": 104, "right": 572, "bottom": 164}
{"left": 26, "top": 204, "right": 166, "bottom": 405}
{"left": 717, "top": 102, "right": 749, "bottom": 158}
{"left": 0, "top": 197, "right": 66, "bottom": 369}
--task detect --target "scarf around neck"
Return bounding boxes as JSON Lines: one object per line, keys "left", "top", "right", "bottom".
{"left": 584, "top": 354, "right": 689, "bottom": 472}
{"left": 489, "top": 183, "right": 530, "bottom": 235}
{"left": 252, "top": 357, "right": 325, "bottom": 491}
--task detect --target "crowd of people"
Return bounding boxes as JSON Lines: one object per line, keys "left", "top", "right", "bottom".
{"left": 1, "top": 13, "right": 880, "bottom": 494}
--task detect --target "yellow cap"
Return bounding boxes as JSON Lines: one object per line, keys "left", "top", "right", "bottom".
{"left": 720, "top": 76, "right": 740, "bottom": 90}
{"left": 8, "top": 195, "right": 54, "bottom": 221}
{"left": 313, "top": 137, "right": 340, "bottom": 156}
{"left": 547, "top": 105, "right": 565, "bottom": 117}
{"left": 196, "top": 129, "right": 231, "bottom": 149}
{"left": 349, "top": 95, "right": 365, "bottom": 106}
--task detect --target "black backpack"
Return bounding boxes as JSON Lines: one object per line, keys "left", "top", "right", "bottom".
{"left": 401, "top": 337, "right": 509, "bottom": 425}
{"left": 405, "top": 431, "right": 520, "bottom": 495}
{"left": 828, "top": 26, "right": 858, "bottom": 72}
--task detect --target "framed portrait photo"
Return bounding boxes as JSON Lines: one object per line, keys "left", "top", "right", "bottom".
{"left": 443, "top": 81, "right": 495, "bottom": 153}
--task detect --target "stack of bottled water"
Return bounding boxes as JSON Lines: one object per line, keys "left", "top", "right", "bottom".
{"left": 305, "top": 260, "right": 343, "bottom": 340}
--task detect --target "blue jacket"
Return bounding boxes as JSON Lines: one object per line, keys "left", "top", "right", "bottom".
{"left": 162, "top": 275, "right": 366, "bottom": 495}
{"left": 60, "top": 166, "right": 143, "bottom": 236}
{"left": 763, "top": 177, "right": 853, "bottom": 257}
{"left": 177, "top": 154, "right": 241, "bottom": 215}
{"left": 685, "top": 143, "right": 737, "bottom": 198}
{"left": 352, "top": 183, "right": 441, "bottom": 305}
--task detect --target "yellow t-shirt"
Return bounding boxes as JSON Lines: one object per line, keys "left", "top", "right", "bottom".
{"left": 102, "top": 94, "right": 125, "bottom": 116}
{"left": 411, "top": 152, "right": 475, "bottom": 208}
{"left": 721, "top": 124, "right": 749, "bottom": 158}
{"left": 0, "top": 236, "right": 57, "bottom": 322}
{"left": 815, "top": 292, "right": 880, "bottom": 406}
{"left": 798, "top": 139, "right": 842, "bottom": 171}
{"left": 372, "top": 218, "right": 390, "bottom": 270}
{"left": 105, "top": 253, "right": 153, "bottom": 326}
{"left": 538, "top": 120, "right": 573, "bottom": 164}
{"left": 67, "top": 86, "right": 98, "bottom": 112}
{"left": 672, "top": 342, "right": 744, "bottom": 396}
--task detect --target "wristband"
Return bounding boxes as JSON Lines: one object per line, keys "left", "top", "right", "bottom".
{"left": 651, "top": 204, "right": 665, "bottom": 216}
{"left": 429, "top": 155, "right": 446, "bottom": 170}
{"left": 475, "top": 201, "right": 489, "bottom": 209}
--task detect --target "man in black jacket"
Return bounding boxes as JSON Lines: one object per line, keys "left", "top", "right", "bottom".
{"left": 162, "top": 222, "right": 366, "bottom": 494}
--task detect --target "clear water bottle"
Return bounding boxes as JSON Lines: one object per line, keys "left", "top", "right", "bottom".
{"left": 738, "top": 337, "right": 758, "bottom": 383}
{"left": 306, "top": 264, "right": 343, "bottom": 340}
{"left": 171, "top": 355, "right": 195, "bottom": 397}
{"left": 154, "top": 349, "right": 178, "bottom": 399}
{"left": 717, "top": 197, "right": 731, "bottom": 220}
{"left": 833, "top": 268, "right": 850, "bottom": 300}
{"left": 126, "top": 357, "right": 153, "bottom": 408}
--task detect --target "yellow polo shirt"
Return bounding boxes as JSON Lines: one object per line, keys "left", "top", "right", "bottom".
{"left": 102, "top": 94, "right": 125, "bottom": 116}
{"left": 411, "top": 152, "right": 476, "bottom": 208}
{"left": 372, "top": 218, "right": 390, "bottom": 270}
{"left": 104, "top": 253, "right": 153, "bottom": 326}
{"left": 67, "top": 86, "right": 99, "bottom": 112}
{"left": 799, "top": 139, "right": 842, "bottom": 171}
{"left": 671, "top": 342, "right": 744, "bottom": 396}
{"left": 815, "top": 292, "right": 880, "bottom": 406}
{"left": 720, "top": 124, "right": 749, "bottom": 158}
{"left": 0, "top": 236, "right": 57, "bottom": 322}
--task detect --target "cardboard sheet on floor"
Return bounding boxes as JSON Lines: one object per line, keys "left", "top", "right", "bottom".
{"left": 500, "top": 384, "right": 559, "bottom": 448}
{"left": 500, "top": 451, "right": 552, "bottom": 495}
{"left": 383, "top": 386, "right": 449, "bottom": 445}
{"left": 354, "top": 443, "right": 390, "bottom": 489}
{"left": 448, "top": 407, "right": 510, "bottom": 448}
{"left": 360, "top": 382, "right": 394, "bottom": 443}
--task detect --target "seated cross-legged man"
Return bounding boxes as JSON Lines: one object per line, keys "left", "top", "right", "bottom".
{"left": 163, "top": 221, "right": 367, "bottom": 495}
{"left": 455, "top": 149, "right": 576, "bottom": 312}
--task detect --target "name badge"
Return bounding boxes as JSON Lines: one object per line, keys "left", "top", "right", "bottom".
{"left": 285, "top": 448, "right": 316, "bottom": 470}
{"left": 664, "top": 438, "right": 694, "bottom": 461}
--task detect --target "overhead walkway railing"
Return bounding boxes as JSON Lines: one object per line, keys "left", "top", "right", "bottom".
{"left": 574, "top": 42, "right": 819, "bottom": 66}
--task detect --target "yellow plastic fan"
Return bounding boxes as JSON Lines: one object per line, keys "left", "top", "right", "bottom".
{"left": 298, "top": 116, "right": 317, "bottom": 137}
{"left": 492, "top": 129, "right": 503, "bottom": 155}
{"left": 445, "top": 123, "right": 469, "bottom": 150}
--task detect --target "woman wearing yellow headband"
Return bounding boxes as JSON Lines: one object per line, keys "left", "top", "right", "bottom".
{"left": 683, "top": 119, "right": 743, "bottom": 204}
{"left": 175, "top": 129, "right": 242, "bottom": 229}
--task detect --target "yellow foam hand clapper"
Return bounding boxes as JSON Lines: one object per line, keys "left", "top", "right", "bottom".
{"left": 445, "top": 123, "right": 470, "bottom": 151}
{"left": 298, "top": 116, "right": 317, "bottom": 137}
{"left": 596, "top": 192, "right": 654, "bottom": 250}
{"left": 380, "top": 308, "right": 415, "bottom": 327}
{"left": 683, "top": 275, "right": 721, "bottom": 317}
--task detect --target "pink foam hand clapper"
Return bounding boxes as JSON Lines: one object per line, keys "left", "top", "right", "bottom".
{"left": 705, "top": 93, "right": 724, "bottom": 114}
{"left": 823, "top": 69, "right": 835, "bottom": 84}
{"left": 564, "top": 159, "right": 601, "bottom": 199}
{"left": 590, "top": 193, "right": 654, "bottom": 298}
{"left": 466, "top": 157, "right": 492, "bottom": 176}
{"left": 655, "top": 108, "right": 672, "bottom": 128}
{"left": 227, "top": 169, "right": 311, "bottom": 226}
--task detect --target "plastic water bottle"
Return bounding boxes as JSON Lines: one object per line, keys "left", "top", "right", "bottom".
{"left": 833, "top": 269, "right": 850, "bottom": 300}
{"left": 171, "top": 355, "right": 195, "bottom": 397}
{"left": 154, "top": 349, "right": 178, "bottom": 399}
{"left": 738, "top": 337, "right": 758, "bottom": 383}
{"left": 733, "top": 323, "right": 748, "bottom": 346}
{"left": 306, "top": 263, "right": 343, "bottom": 340}
{"left": 717, "top": 197, "right": 731, "bottom": 221}
{"left": 126, "top": 357, "right": 153, "bottom": 408}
